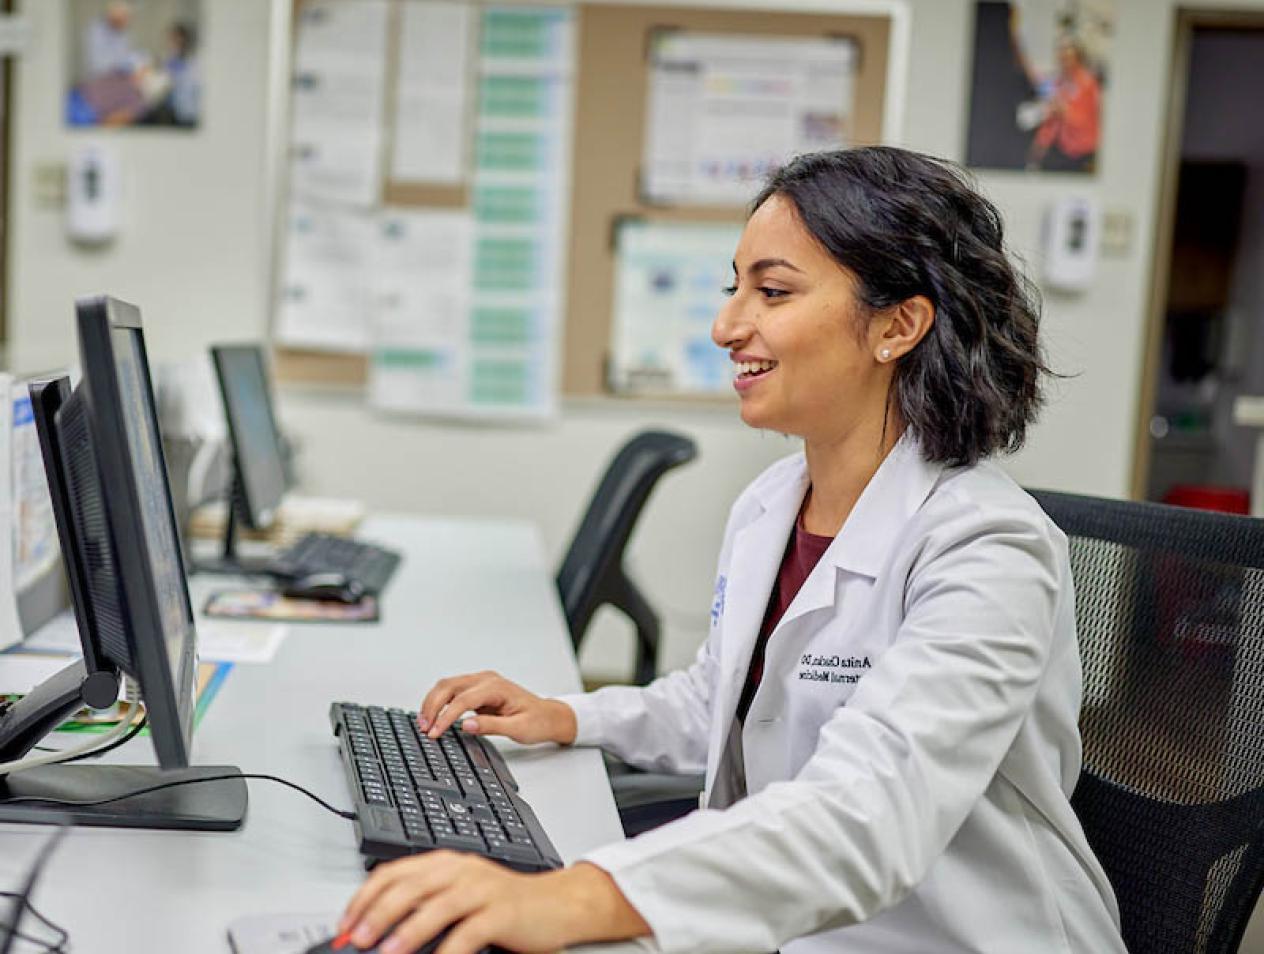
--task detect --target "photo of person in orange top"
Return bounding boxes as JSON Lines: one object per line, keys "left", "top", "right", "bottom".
{"left": 1024, "top": 39, "right": 1102, "bottom": 171}
{"left": 965, "top": 0, "right": 1112, "bottom": 174}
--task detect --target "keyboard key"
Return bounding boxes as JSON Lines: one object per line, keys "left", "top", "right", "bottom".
{"left": 493, "top": 843, "right": 542, "bottom": 866}
{"left": 435, "top": 833, "right": 485, "bottom": 852}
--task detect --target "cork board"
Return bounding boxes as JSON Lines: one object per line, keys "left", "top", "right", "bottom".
{"left": 275, "top": 2, "right": 890, "bottom": 398}
{"left": 564, "top": 5, "right": 889, "bottom": 396}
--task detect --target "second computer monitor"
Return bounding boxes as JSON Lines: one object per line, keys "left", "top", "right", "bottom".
{"left": 211, "top": 344, "right": 288, "bottom": 531}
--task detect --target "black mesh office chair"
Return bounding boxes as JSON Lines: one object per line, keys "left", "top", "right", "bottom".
{"left": 557, "top": 429, "right": 697, "bottom": 686}
{"left": 1030, "top": 490, "right": 1264, "bottom": 954}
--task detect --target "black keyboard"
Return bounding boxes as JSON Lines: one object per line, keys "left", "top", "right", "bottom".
{"left": 330, "top": 703, "right": 563, "bottom": 871}
{"left": 271, "top": 533, "right": 401, "bottom": 594}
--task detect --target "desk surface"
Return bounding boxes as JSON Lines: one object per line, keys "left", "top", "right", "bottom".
{"left": 0, "top": 515, "right": 625, "bottom": 953}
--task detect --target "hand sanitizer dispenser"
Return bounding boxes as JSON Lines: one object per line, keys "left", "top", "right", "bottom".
{"left": 1042, "top": 196, "right": 1100, "bottom": 293}
{"left": 67, "top": 143, "right": 121, "bottom": 244}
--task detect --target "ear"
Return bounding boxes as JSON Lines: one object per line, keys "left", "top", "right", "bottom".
{"left": 872, "top": 295, "right": 935, "bottom": 362}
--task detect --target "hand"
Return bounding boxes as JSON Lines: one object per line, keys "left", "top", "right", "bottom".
{"left": 418, "top": 671, "right": 577, "bottom": 745}
{"left": 338, "top": 852, "right": 651, "bottom": 954}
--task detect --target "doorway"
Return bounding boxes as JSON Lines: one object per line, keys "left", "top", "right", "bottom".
{"left": 1135, "top": 14, "right": 1264, "bottom": 514}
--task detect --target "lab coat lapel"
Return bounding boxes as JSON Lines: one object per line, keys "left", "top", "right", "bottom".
{"left": 776, "top": 434, "right": 943, "bottom": 630}
{"left": 705, "top": 460, "right": 808, "bottom": 795}
{"left": 741, "top": 436, "right": 947, "bottom": 769}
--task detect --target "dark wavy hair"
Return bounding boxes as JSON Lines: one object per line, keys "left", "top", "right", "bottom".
{"left": 752, "top": 147, "right": 1048, "bottom": 467}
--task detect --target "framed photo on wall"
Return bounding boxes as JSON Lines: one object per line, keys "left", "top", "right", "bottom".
{"left": 965, "top": 0, "right": 1114, "bottom": 173}
{"left": 66, "top": 0, "right": 202, "bottom": 129}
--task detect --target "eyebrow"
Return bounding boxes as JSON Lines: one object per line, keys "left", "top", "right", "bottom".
{"left": 733, "top": 257, "right": 804, "bottom": 275}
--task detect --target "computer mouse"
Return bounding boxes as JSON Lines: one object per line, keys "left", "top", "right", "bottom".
{"left": 282, "top": 572, "right": 367, "bottom": 604}
{"left": 303, "top": 931, "right": 506, "bottom": 953}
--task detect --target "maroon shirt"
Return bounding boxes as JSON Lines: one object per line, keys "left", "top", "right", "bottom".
{"left": 735, "top": 519, "right": 834, "bottom": 724}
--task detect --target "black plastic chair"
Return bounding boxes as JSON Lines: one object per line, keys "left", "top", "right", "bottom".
{"left": 556, "top": 429, "right": 703, "bottom": 836}
{"left": 1030, "top": 489, "right": 1264, "bottom": 954}
{"left": 557, "top": 429, "right": 697, "bottom": 686}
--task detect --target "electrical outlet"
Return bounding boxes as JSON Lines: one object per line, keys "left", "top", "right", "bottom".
{"left": 32, "top": 162, "right": 67, "bottom": 207}
{"left": 1101, "top": 208, "right": 1133, "bottom": 257}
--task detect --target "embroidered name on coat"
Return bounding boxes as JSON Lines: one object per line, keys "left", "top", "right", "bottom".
{"left": 798, "top": 653, "right": 872, "bottom": 684}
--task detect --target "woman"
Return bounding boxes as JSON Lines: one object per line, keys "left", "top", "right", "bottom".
{"left": 1027, "top": 40, "right": 1101, "bottom": 172}
{"left": 336, "top": 147, "right": 1126, "bottom": 954}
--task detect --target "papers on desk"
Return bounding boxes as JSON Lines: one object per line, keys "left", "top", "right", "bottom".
{"left": 198, "top": 621, "right": 289, "bottom": 664}
{"left": 23, "top": 608, "right": 289, "bottom": 665}
{"left": 227, "top": 913, "right": 338, "bottom": 954}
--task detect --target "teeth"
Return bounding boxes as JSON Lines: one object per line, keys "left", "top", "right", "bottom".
{"left": 736, "top": 360, "right": 777, "bottom": 377}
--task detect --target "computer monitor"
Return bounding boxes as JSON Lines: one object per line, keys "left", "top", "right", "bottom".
{"left": 0, "top": 295, "right": 245, "bottom": 830}
{"left": 202, "top": 343, "right": 289, "bottom": 574}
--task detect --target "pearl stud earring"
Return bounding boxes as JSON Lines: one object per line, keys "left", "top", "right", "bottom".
{"left": 879, "top": 348, "right": 892, "bottom": 361}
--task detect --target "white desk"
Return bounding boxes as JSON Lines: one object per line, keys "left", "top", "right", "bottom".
{"left": 0, "top": 515, "right": 626, "bottom": 953}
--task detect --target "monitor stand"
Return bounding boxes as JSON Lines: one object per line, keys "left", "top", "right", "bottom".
{"left": 0, "top": 765, "right": 247, "bottom": 831}
{"left": 0, "top": 659, "right": 247, "bottom": 831}
{"left": 192, "top": 467, "right": 277, "bottom": 577}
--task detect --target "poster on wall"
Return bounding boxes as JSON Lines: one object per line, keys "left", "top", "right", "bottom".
{"left": 965, "top": 0, "right": 1113, "bottom": 173}
{"left": 642, "top": 32, "right": 857, "bottom": 205}
{"left": 66, "top": 0, "right": 202, "bottom": 128}
{"left": 608, "top": 219, "right": 743, "bottom": 395}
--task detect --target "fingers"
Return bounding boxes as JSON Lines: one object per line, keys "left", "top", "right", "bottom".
{"left": 459, "top": 713, "right": 520, "bottom": 741}
{"left": 433, "top": 912, "right": 498, "bottom": 954}
{"left": 419, "top": 672, "right": 492, "bottom": 734}
{"left": 383, "top": 899, "right": 483, "bottom": 954}
{"left": 340, "top": 855, "right": 411, "bottom": 935}
{"left": 426, "top": 682, "right": 510, "bottom": 739}
{"left": 342, "top": 853, "right": 463, "bottom": 949}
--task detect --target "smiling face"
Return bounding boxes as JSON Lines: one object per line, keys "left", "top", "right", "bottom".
{"left": 711, "top": 194, "right": 895, "bottom": 447}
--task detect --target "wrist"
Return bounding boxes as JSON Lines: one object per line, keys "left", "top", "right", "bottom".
{"left": 550, "top": 862, "right": 651, "bottom": 946}
{"left": 545, "top": 699, "right": 578, "bottom": 745}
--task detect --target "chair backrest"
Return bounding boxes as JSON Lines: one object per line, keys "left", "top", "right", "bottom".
{"left": 556, "top": 430, "right": 697, "bottom": 650}
{"left": 1029, "top": 489, "right": 1264, "bottom": 954}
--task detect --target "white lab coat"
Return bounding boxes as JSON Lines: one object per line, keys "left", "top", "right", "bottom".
{"left": 560, "top": 436, "right": 1126, "bottom": 954}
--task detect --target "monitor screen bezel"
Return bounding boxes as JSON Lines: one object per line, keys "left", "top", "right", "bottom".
{"left": 210, "top": 343, "right": 287, "bottom": 531}
{"left": 76, "top": 295, "right": 197, "bottom": 768}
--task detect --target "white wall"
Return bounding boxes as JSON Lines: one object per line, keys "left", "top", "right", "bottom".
{"left": 7, "top": 0, "right": 1263, "bottom": 684}
{"left": 6, "top": 0, "right": 283, "bottom": 375}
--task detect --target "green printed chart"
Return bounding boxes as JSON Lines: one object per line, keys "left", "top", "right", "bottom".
{"left": 369, "top": 6, "right": 572, "bottom": 420}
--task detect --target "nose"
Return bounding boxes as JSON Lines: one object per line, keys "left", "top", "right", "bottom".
{"left": 711, "top": 291, "right": 750, "bottom": 351}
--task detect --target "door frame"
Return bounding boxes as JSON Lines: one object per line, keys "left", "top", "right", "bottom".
{"left": 1131, "top": 8, "right": 1264, "bottom": 499}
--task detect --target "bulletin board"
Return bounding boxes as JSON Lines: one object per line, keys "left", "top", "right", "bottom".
{"left": 273, "top": 1, "right": 891, "bottom": 402}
